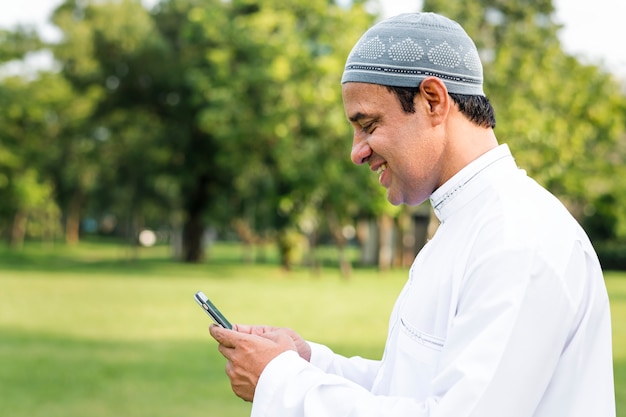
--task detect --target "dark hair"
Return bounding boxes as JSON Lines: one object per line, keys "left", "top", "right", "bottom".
{"left": 385, "top": 85, "right": 496, "bottom": 129}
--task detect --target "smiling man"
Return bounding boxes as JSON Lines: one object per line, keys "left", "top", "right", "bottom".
{"left": 209, "top": 12, "right": 615, "bottom": 417}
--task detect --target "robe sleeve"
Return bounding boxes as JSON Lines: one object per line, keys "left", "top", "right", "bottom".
{"left": 307, "top": 341, "right": 381, "bottom": 389}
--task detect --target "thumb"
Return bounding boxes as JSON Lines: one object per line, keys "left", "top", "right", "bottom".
{"left": 209, "top": 324, "right": 239, "bottom": 348}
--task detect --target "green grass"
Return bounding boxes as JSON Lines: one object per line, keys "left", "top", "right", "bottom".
{"left": 0, "top": 241, "right": 405, "bottom": 417}
{"left": 608, "top": 271, "right": 626, "bottom": 414}
{"left": 0, "top": 241, "right": 624, "bottom": 416}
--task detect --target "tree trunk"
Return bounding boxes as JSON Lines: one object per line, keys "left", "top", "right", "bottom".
{"left": 232, "top": 218, "right": 257, "bottom": 263}
{"left": 182, "top": 174, "right": 210, "bottom": 263}
{"left": 10, "top": 210, "right": 27, "bottom": 250}
{"left": 378, "top": 213, "right": 394, "bottom": 271}
{"left": 337, "top": 243, "right": 352, "bottom": 279}
{"left": 356, "top": 218, "right": 378, "bottom": 266}
{"left": 326, "top": 209, "right": 352, "bottom": 279}
{"left": 276, "top": 229, "right": 299, "bottom": 270}
{"left": 183, "top": 209, "right": 205, "bottom": 262}
{"left": 65, "top": 191, "right": 83, "bottom": 245}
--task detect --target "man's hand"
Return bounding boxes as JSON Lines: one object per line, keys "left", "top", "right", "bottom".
{"left": 209, "top": 325, "right": 303, "bottom": 401}
{"left": 233, "top": 324, "right": 312, "bottom": 362}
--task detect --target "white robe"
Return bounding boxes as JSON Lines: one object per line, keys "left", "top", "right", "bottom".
{"left": 251, "top": 145, "right": 615, "bottom": 417}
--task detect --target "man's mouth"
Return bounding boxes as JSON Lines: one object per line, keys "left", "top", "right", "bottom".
{"left": 376, "top": 163, "right": 388, "bottom": 176}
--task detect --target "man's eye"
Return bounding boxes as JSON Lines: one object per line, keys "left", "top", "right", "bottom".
{"left": 361, "top": 122, "right": 375, "bottom": 133}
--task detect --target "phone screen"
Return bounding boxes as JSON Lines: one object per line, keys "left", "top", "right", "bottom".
{"left": 194, "top": 291, "right": 233, "bottom": 329}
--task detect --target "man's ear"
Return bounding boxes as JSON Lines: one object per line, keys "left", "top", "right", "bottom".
{"left": 418, "top": 77, "right": 450, "bottom": 125}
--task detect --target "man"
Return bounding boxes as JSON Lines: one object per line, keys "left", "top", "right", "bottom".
{"left": 210, "top": 12, "right": 615, "bottom": 417}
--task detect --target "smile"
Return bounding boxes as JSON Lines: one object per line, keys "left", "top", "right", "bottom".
{"left": 376, "top": 163, "right": 388, "bottom": 175}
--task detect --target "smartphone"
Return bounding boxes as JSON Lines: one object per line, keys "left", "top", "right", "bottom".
{"left": 194, "top": 291, "right": 233, "bottom": 329}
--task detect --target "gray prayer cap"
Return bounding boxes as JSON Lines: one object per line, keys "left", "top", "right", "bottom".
{"left": 341, "top": 12, "right": 484, "bottom": 96}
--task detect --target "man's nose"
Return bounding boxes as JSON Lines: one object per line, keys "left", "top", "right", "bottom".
{"left": 351, "top": 134, "right": 371, "bottom": 165}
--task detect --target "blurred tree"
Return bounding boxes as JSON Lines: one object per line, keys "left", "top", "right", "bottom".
{"left": 51, "top": 0, "right": 178, "bottom": 245}
{"left": 209, "top": 0, "right": 376, "bottom": 269}
{"left": 146, "top": 0, "right": 240, "bottom": 262}
{"left": 152, "top": 0, "right": 376, "bottom": 265}
{"left": 0, "top": 27, "right": 42, "bottom": 64}
{"left": 0, "top": 28, "right": 55, "bottom": 246}
{"left": 0, "top": 73, "right": 73, "bottom": 247}
{"left": 48, "top": 0, "right": 377, "bottom": 266}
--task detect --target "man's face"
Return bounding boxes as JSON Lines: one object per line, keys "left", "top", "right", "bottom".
{"left": 342, "top": 82, "right": 445, "bottom": 206}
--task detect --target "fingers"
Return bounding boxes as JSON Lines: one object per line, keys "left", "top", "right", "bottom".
{"left": 222, "top": 349, "right": 256, "bottom": 402}
{"left": 260, "top": 327, "right": 312, "bottom": 362}
{"left": 233, "top": 324, "right": 279, "bottom": 335}
{"left": 258, "top": 329, "right": 292, "bottom": 344}
{"left": 231, "top": 323, "right": 248, "bottom": 333}
{"left": 211, "top": 324, "right": 309, "bottom": 358}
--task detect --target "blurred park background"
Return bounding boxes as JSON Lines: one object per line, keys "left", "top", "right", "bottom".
{"left": 1, "top": 0, "right": 625, "bottom": 416}
{"left": 1, "top": 0, "right": 626, "bottom": 269}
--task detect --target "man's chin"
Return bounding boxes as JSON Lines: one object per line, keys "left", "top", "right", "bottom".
{"left": 386, "top": 190, "right": 403, "bottom": 206}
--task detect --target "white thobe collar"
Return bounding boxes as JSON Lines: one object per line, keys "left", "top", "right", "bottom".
{"left": 430, "top": 144, "right": 516, "bottom": 223}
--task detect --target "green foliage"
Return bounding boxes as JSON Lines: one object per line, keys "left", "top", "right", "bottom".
{"left": 42, "top": 0, "right": 378, "bottom": 263}
{"left": 184, "top": 0, "right": 379, "bottom": 236}
{"left": 0, "top": 73, "right": 79, "bottom": 243}
{"left": 595, "top": 241, "right": 626, "bottom": 271}
{"left": 50, "top": 0, "right": 178, "bottom": 241}
{"left": 0, "top": 27, "right": 42, "bottom": 64}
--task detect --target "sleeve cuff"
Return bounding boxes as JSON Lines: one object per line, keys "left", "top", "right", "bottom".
{"left": 307, "top": 341, "right": 338, "bottom": 371}
{"left": 251, "top": 350, "right": 310, "bottom": 417}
